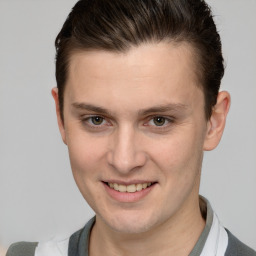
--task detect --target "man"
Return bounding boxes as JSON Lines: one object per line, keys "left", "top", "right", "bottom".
{"left": 6, "top": 0, "right": 256, "bottom": 255}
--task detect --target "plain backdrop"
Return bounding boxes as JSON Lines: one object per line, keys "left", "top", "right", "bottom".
{"left": 0, "top": 0, "right": 255, "bottom": 251}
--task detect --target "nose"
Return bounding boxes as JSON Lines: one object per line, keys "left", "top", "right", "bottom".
{"left": 107, "top": 126, "right": 147, "bottom": 174}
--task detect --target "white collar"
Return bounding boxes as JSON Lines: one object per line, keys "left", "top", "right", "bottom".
{"left": 200, "top": 211, "right": 228, "bottom": 256}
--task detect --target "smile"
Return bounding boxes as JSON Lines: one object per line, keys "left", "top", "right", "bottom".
{"left": 103, "top": 181, "right": 156, "bottom": 203}
{"left": 107, "top": 182, "right": 153, "bottom": 193}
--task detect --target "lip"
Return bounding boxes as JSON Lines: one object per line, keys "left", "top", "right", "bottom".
{"left": 103, "top": 180, "right": 155, "bottom": 186}
{"left": 102, "top": 181, "right": 157, "bottom": 203}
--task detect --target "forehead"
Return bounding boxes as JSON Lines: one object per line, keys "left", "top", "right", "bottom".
{"left": 68, "top": 42, "right": 199, "bottom": 83}
{"left": 65, "top": 42, "right": 203, "bottom": 113}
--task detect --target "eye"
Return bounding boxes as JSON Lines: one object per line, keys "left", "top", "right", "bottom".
{"left": 88, "top": 116, "right": 105, "bottom": 126}
{"left": 80, "top": 115, "right": 111, "bottom": 131}
{"left": 148, "top": 116, "right": 169, "bottom": 127}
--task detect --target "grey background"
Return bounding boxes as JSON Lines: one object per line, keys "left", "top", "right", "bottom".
{"left": 0, "top": 0, "right": 255, "bottom": 251}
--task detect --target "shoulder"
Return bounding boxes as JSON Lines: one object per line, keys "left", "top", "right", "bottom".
{"left": 6, "top": 238, "right": 69, "bottom": 256}
{"left": 225, "top": 229, "right": 256, "bottom": 256}
{"left": 5, "top": 217, "right": 95, "bottom": 256}
{"left": 6, "top": 242, "right": 38, "bottom": 256}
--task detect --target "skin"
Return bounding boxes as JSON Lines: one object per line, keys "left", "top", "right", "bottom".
{"left": 52, "top": 42, "right": 230, "bottom": 256}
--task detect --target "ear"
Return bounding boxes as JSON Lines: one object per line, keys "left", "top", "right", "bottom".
{"left": 203, "top": 91, "right": 231, "bottom": 151}
{"left": 51, "top": 87, "right": 67, "bottom": 145}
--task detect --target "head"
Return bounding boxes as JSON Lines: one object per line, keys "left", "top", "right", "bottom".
{"left": 52, "top": 0, "right": 230, "bottom": 234}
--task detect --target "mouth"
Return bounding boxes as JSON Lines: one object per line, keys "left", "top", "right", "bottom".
{"left": 104, "top": 182, "right": 156, "bottom": 193}
{"left": 102, "top": 180, "right": 157, "bottom": 202}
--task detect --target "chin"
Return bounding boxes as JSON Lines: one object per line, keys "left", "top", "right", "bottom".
{"left": 100, "top": 210, "right": 160, "bottom": 234}
{"left": 110, "top": 220, "right": 154, "bottom": 234}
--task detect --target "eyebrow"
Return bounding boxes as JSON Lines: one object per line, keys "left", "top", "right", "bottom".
{"left": 138, "top": 103, "right": 189, "bottom": 115}
{"left": 72, "top": 103, "right": 111, "bottom": 115}
{"left": 72, "top": 102, "right": 189, "bottom": 116}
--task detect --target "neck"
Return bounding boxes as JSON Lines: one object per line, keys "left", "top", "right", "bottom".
{"left": 90, "top": 196, "right": 205, "bottom": 256}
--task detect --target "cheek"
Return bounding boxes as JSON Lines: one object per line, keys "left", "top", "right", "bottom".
{"left": 66, "top": 130, "right": 106, "bottom": 181}
{"left": 149, "top": 127, "right": 204, "bottom": 181}
{"left": 66, "top": 133, "right": 107, "bottom": 206}
{"left": 149, "top": 131, "right": 204, "bottom": 211}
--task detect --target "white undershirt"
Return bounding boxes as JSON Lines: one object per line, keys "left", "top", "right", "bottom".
{"left": 200, "top": 212, "right": 228, "bottom": 256}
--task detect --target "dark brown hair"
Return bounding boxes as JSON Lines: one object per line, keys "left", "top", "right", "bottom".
{"left": 55, "top": 0, "right": 224, "bottom": 121}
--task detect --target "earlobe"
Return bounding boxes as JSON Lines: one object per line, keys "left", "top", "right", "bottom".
{"left": 51, "top": 87, "right": 67, "bottom": 145}
{"left": 203, "top": 91, "right": 231, "bottom": 151}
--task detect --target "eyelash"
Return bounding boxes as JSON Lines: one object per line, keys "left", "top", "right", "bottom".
{"left": 81, "top": 115, "right": 174, "bottom": 130}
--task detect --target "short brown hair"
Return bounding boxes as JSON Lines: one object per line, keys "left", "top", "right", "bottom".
{"left": 55, "top": 0, "right": 224, "bottom": 121}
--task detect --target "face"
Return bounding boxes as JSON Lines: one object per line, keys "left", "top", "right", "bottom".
{"left": 55, "top": 42, "right": 212, "bottom": 234}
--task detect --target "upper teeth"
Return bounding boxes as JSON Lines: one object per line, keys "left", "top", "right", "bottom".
{"left": 108, "top": 182, "right": 152, "bottom": 193}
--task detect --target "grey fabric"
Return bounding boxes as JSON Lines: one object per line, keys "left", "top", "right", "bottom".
{"left": 189, "top": 197, "right": 214, "bottom": 256}
{"left": 6, "top": 242, "right": 38, "bottom": 256}
{"left": 68, "top": 228, "right": 83, "bottom": 256}
{"left": 225, "top": 229, "right": 256, "bottom": 256}
{"left": 68, "top": 216, "right": 95, "bottom": 256}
